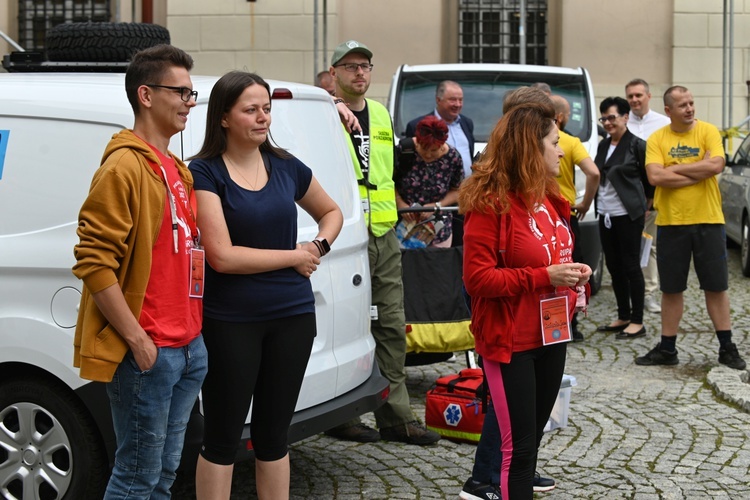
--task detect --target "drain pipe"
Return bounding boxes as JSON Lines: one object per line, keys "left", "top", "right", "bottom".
{"left": 314, "top": 0, "right": 319, "bottom": 80}
{"left": 729, "top": 0, "right": 734, "bottom": 130}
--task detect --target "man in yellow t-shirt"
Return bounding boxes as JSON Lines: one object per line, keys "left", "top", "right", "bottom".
{"left": 551, "top": 95, "right": 600, "bottom": 342}
{"left": 635, "top": 85, "right": 746, "bottom": 370}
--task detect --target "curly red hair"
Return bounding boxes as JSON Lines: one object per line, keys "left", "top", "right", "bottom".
{"left": 414, "top": 115, "right": 449, "bottom": 149}
{"left": 458, "top": 101, "right": 559, "bottom": 215}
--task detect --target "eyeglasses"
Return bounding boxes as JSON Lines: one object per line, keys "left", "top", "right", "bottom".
{"left": 146, "top": 84, "right": 198, "bottom": 102}
{"left": 334, "top": 63, "right": 374, "bottom": 73}
{"left": 598, "top": 114, "right": 622, "bottom": 124}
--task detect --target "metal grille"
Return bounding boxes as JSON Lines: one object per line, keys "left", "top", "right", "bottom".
{"left": 459, "top": 0, "right": 547, "bottom": 65}
{"left": 17, "top": 0, "right": 110, "bottom": 50}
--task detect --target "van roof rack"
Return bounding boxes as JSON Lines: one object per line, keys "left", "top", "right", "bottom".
{"left": 2, "top": 51, "right": 129, "bottom": 73}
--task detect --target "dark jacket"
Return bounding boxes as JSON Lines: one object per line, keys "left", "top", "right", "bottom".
{"left": 404, "top": 112, "right": 475, "bottom": 158}
{"left": 594, "top": 129, "right": 653, "bottom": 221}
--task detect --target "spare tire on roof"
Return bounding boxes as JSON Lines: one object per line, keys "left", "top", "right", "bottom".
{"left": 46, "top": 22, "right": 171, "bottom": 62}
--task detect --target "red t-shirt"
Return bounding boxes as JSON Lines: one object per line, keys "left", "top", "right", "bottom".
{"left": 139, "top": 142, "right": 202, "bottom": 347}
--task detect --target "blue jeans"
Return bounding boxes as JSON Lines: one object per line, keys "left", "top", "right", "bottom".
{"left": 104, "top": 335, "right": 208, "bottom": 499}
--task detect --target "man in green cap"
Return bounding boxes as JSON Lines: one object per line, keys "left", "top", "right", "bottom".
{"left": 324, "top": 40, "right": 440, "bottom": 446}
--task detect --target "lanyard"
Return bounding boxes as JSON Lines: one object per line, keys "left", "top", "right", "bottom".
{"left": 153, "top": 163, "right": 199, "bottom": 253}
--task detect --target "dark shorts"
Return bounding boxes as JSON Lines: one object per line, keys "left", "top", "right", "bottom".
{"left": 656, "top": 224, "right": 728, "bottom": 293}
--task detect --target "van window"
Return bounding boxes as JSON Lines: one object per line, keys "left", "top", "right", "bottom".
{"left": 0, "top": 117, "right": 121, "bottom": 235}
{"left": 393, "top": 70, "right": 592, "bottom": 144}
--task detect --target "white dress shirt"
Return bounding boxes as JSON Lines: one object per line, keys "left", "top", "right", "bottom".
{"left": 627, "top": 109, "right": 671, "bottom": 140}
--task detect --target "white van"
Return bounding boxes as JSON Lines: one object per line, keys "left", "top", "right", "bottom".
{"left": 387, "top": 63, "right": 604, "bottom": 294}
{"left": 0, "top": 71, "right": 388, "bottom": 499}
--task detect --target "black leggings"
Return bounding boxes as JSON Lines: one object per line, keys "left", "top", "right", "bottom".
{"left": 200, "top": 313, "right": 316, "bottom": 464}
{"left": 599, "top": 214, "right": 645, "bottom": 324}
{"left": 484, "top": 343, "right": 567, "bottom": 500}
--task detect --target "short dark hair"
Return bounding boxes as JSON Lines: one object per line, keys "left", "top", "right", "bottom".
{"left": 191, "top": 71, "right": 289, "bottom": 160}
{"left": 663, "top": 85, "right": 690, "bottom": 107}
{"left": 599, "top": 96, "right": 630, "bottom": 116}
{"left": 125, "top": 44, "right": 194, "bottom": 115}
{"left": 625, "top": 78, "right": 650, "bottom": 93}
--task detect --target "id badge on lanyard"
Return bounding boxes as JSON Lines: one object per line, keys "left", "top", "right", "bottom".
{"left": 189, "top": 247, "right": 205, "bottom": 298}
{"left": 532, "top": 203, "right": 571, "bottom": 345}
{"left": 540, "top": 292, "right": 571, "bottom": 345}
{"left": 156, "top": 164, "right": 204, "bottom": 299}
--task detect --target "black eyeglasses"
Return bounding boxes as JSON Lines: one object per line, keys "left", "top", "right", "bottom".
{"left": 598, "top": 114, "right": 621, "bottom": 124}
{"left": 334, "top": 63, "right": 374, "bottom": 73}
{"left": 146, "top": 84, "right": 198, "bottom": 102}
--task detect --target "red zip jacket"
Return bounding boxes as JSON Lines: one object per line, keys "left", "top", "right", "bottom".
{"left": 463, "top": 193, "right": 578, "bottom": 363}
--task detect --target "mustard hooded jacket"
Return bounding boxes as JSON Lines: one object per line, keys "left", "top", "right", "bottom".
{"left": 72, "top": 129, "right": 194, "bottom": 382}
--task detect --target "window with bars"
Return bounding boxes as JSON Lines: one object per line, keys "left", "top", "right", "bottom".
{"left": 459, "top": 0, "right": 547, "bottom": 65}
{"left": 18, "top": 0, "right": 110, "bottom": 50}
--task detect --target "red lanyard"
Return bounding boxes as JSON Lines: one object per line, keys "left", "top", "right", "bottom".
{"left": 149, "top": 160, "right": 199, "bottom": 252}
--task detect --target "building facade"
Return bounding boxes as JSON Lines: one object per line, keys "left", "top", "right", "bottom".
{"left": 2, "top": 0, "right": 749, "bottom": 133}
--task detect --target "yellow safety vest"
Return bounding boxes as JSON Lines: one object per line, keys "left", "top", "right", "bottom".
{"left": 343, "top": 99, "right": 398, "bottom": 237}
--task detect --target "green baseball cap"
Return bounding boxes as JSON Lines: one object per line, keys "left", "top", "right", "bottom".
{"left": 331, "top": 40, "right": 373, "bottom": 67}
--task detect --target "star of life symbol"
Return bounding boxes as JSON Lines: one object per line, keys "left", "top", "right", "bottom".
{"left": 444, "top": 403, "right": 462, "bottom": 426}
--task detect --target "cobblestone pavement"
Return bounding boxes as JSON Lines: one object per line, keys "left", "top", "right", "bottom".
{"left": 172, "top": 246, "right": 750, "bottom": 499}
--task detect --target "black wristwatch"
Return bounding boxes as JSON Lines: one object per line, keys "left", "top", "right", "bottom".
{"left": 314, "top": 237, "right": 331, "bottom": 256}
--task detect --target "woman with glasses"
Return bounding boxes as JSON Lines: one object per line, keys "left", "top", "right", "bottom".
{"left": 395, "top": 115, "right": 464, "bottom": 247}
{"left": 594, "top": 96, "right": 653, "bottom": 339}
{"left": 188, "top": 71, "right": 343, "bottom": 499}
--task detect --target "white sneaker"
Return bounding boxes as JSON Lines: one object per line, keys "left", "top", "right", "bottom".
{"left": 644, "top": 295, "right": 661, "bottom": 313}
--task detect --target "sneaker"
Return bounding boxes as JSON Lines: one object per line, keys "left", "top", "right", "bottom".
{"left": 324, "top": 423, "right": 380, "bottom": 443}
{"left": 635, "top": 342, "right": 679, "bottom": 366}
{"left": 380, "top": 421, "right": 441, "bottom": 445}
{"left": 572, "top": 329, "right": 584, "bottom": 343}
{"left": 533, "top": 471, "right": 556, "bottom": 492}
{"left": 718, "top": 342, "right": 747, "bottom": 370}
{"left": 644, "top": 295, "right": 661, "bottom": 313}
{"left": 459, "top": 478, "right": 501, "bottom": 500}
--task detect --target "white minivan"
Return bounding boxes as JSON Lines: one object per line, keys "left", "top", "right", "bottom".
{"left": 0, "top": 71, "right": 388, "bottom": 499}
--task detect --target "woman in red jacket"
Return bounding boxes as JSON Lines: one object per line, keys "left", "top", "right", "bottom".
{"left": 460, "top": 101, "right": 591, "bottom": 499}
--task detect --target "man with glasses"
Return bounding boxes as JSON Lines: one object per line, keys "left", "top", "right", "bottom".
{"left": 73, "top": 44, "right": 208, "bottom": 498}
{"left": 323, "top": 40, "right": 440, "bottom": 446}
{"left": 405, "top": 80, "right": 476, "bottom": 179}
{"left": 635, "top": 85, "right": 746, "bottom": 371}
{"left": 625, "top": 78, "right": 671, "bottom": 315}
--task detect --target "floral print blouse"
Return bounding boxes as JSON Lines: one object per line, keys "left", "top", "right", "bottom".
{"left": 395, "top": 145, "right": 464, "bottom": 244}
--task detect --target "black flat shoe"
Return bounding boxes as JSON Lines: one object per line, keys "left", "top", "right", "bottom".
{"left": 597, "top": 322, "right": 630, "bottom": 332}
{"left": 616, "top": 326, "right": 646, "bottom": 340}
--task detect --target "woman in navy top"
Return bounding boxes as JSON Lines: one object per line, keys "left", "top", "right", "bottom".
{"left": 189, "top": 71, "right": 343, "bottom": 500}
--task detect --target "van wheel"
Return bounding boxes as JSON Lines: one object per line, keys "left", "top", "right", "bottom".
{"left": 46, "top": 22, "right": 170, "bottom": 62}
{"left": 741, "top": 216, "right": 750, "bottom": 277}
{"left": 0, "top": 378, "right": 108, "bottom": 500}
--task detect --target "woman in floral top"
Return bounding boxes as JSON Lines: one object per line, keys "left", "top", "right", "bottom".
{"left": 395, "top": 115, "right": 464, "bottom": 247}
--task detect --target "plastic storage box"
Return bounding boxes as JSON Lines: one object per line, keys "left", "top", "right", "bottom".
{"left": 544, "top": 374, "right": 577, "bottom": 432}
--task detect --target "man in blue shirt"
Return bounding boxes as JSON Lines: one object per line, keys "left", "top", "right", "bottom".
{"left": 405, "top": 80, "right": 475, "bottom": 178}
